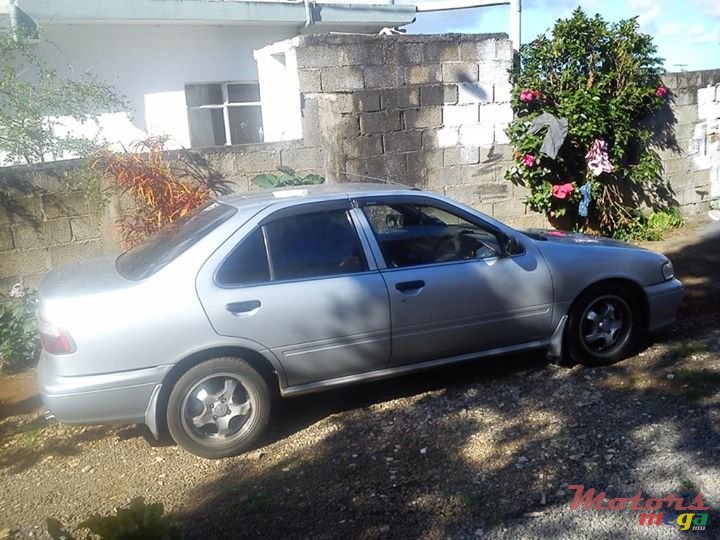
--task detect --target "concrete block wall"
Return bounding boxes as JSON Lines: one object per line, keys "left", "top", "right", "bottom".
{"left": 660, "top": 70, "right": 720, "bottom": 215}
{"left": 0, "top": 162, "right": 108, "bottom": 290}
{"left": 290, "top": 33, "right": 545, "bottom": 228}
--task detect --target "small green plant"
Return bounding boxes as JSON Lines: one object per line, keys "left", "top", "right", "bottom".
{"left": 47, "top": 497, "right": 179, "bottom": 540}
{"left": 252, "top": 166, "right": 324, "bottom": 188}
{"left": 0, "top": 282, "right": 39, "bottom": 373}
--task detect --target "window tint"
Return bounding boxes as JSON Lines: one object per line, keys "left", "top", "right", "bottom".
{"left": 265, "top": 210, "right": 367, "bottom": 281}
{"left": 117, "top": 202, "right": 236, "bottom": 280}
{"left": 216, "top": 228, "right": 270, "bottom": 286}
{"left": 361, "top": 203, "right": 501, "bottom": 268}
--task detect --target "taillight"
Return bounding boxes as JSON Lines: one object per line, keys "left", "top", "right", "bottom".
{"left": 38, "top": 316, "right": 76, "bottom": 355}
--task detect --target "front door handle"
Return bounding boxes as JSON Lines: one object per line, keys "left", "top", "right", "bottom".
{"left": 226, "top": 300, "right": 261, "bottom": 315}
{"left": 395, "top": 280, "right": 425, "bottom": 293}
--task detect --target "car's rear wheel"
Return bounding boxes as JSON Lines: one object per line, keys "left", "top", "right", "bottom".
{"left": 566, "top": 284, "right": 640, "bottom": 366}
{"left": 167, "top": 357, "right": 270, "bottom": 459}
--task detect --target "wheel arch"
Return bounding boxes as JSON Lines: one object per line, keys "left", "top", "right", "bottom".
{"left": 149, "top": 346, "right": 282, "bottom": 440}
{"left": 567, "top": 277, "right": 649, "bottom": 331}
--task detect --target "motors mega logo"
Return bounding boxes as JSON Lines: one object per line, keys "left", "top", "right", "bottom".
{"left": 568, "top": 485, "right": 710, "bottom": 531}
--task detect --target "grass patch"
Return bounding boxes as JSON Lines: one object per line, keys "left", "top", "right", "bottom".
{"left": 672, "top": 340, "right": 708, "bottom": 360}
{"left": 235, "top": 492, "right": 274, "bottom": 514}
{"left": 673, "top": 369, "right": 720, "bottom": 401}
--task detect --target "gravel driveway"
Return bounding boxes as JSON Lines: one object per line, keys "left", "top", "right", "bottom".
{"left": 1, "top": 221, "right": 719, "bottom": 539}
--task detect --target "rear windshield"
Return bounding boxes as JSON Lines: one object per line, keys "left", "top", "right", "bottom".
{"left": 116, "top": 202, "right": 237, "bottom": 280}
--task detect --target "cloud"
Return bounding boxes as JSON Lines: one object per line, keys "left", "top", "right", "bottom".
{"left": 694, "top": 0, "right": 720, "bottom": 18}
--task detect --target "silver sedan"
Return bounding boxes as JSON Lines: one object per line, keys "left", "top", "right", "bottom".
{"left": 37, "top": 184, "right": 683, "bottom": 458}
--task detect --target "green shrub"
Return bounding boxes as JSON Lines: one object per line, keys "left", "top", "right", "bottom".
{"left": 47, "top": 497, "right": 179, "bottom": 540}
{"left": 0, "top": 282, "right": 39, "bottom": 373}
{"left": 505, "top": 8, "right": 676, "bottom": 239}
{"left": 252, "top": 166, "right": 324, "bottom": 188}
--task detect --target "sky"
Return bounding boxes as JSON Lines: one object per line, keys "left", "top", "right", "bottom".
{"left": 405, "top": 0, "right": 720, "bottom": 72}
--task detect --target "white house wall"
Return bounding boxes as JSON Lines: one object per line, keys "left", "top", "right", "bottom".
{"left": 34, "top": 23, "right": 298, "bottom": 150}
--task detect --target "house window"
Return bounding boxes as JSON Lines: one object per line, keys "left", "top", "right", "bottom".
{"left": 185, "top": 82, "right": 263, "bottom": 148}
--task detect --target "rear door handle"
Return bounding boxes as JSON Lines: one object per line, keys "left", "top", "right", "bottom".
{"left": 226, "top": 300, "right": 261, "bottom": 315}
{"left": 395, "top": 280, "right": 425, "bottom": 293}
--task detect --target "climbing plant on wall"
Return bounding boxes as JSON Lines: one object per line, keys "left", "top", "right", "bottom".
{"left": 505, "top": 8, "right": 678, "bottom": 239}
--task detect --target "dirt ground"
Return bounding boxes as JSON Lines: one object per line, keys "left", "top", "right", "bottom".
{"left": 1, "top": 218, "right": 719, "bottom": 539}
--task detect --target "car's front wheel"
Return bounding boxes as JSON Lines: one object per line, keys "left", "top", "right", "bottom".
{"left": 566, "top": 284, "right": 640, "bottom": 366}
{"left": 167, "top": 357, "right": 270, "bottom": 459}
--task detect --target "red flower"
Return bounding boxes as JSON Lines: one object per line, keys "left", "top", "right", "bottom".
{"left": 552, "top": 183, "right": 574, "bottom": 199}
{"left": 656, "top": 85, "right": 667, "bottom": 98}
{"left": 522, "top": 153, "right": 536, "bottom": 167}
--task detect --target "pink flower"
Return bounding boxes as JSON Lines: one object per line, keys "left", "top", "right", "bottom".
{"left": 522, "top": 153, "right": 536, "bottom": 167}
{"left": 552, "top": 183, "right": 575, "bottom": 199}
{"left": 656, "top": 85, "right": 667, "bottom": 98}
{"left": 520, "top": 89, "right": 533, "bottom": 103}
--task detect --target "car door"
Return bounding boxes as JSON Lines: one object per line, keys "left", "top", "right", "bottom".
{"left": 353, "top": 195, "right": 554, "bottom": 367}
{"left": 196, "top": 200, "right": 391, "bottom": 388}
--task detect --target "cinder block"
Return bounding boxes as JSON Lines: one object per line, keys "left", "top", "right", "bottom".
{"left": 344, "top": 136, "right": 384, "bottom": 159}
{"left": 296, "top": 45, "right": 341, "bottom": 69}
{"left": 443, "top": 184, "right": 482, "bottom": 206}
{"left": 478, "top": 61, "right": 511, "bottom": 84}
{"left": 420, "top": 84, "right": 458, "bottom": 106}
{"left": 353, "top": 92, "right": 382, "bottom": 113}
{"left": 442, "top": 62, "right": 479, "bottom": 83}
{"left": 403, "top": 106, "right": 443, "bottom": 129}
{"left": 339, "top": 44, "right": 384, "bottom": 66}
{"left": 405, "top": 152, "right": 427, "bottom": 185}
{"left": 235, "top": 151, "right": 282, "bottom": 174}
{"left": 459, "top": 39, "right": 497, "bottom": 62}
{"left": 0, "top": 224, "right": 13, "bottom": 251}
{"left": 49, "top": 241, "right": 103, "bottom": 268}
{"left": 364, "top": 65, "right": 403, "bottom": 90}
{"left": 479, "top": 103, "right": 513, "bottom": 125}
{"left": 0, "top": 248, "right": 51, "bottom": 279}
{"left": 360, "top": 111, "right": 402, "bottom": 134}
{"left": 381, "top": 88, "right": 420, "bottom": 110}
{"left": 0, "top": 197, "right": 44, "bottom": 224}
{"left": 384, "top": 131, "right": 422, "bottom": 153}
{"left": 495, "top": 40, "right": 514, "bottom": 62}
{"left": 71, "top": 216, "right": 102, "bottom": 241}
{"left": 444, "top": 146, "right": 480, "bottom": 166}
{"left": 423, "top": 42, "right": 460, "bottom": 63}
{"left": 494, "top": 83, "right": 512, "bottom": 103}
{"left": 459, "top": 124, "right": 495, "bottom": 147}
{"left": 298, "top": 69, "right": 322, "bottom": 93}
{"left": 494, "top": 124, "right": 510, "bottom": 145}
{"left": 397, "top": 43, "right": 423, "bottom": 65}
{"left": 44, "top": 218, "right": 73, "bottom": 245}
{"left": 405, "top": 64, "right": 442, "bottom": 86}
{"left": 427, "top": 167, "right": 464, "bottom": 190}
{"left": 42, "top": 192, "right": 89, "bottom": 219}
{"left": 697, "top": 86, "right": 717, "bottom": 105}
{"left": 458, "top": 82, "right": 493, "bottom": 104}
{"left": 320, "top": 67, "right": 365, "bottom": 92}
{"left": 443, "top": 104, "right": 479, "bottom": 127}
{"left": 493, "top": 198, "right": 527, "bottom": 218}
{"left": 12, "top": 223, "right": 45, "bottom": 250}
{"left": 281, "top": 147, "right": 324, "bottom": 171}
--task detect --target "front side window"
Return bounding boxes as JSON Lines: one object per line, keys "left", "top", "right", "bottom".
{"left": 217, "top": 209, "right": 367, "bottom": 286}
{"left": 185, "top": 82, "right": 263, "bottom": 148}
{"left": 361, "top": 202, "right": 501, "bottom": 268}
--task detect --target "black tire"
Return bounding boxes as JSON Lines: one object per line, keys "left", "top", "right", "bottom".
{"left": 566, "top": 284, "right": 640, "bottom": 366}
{"left": 167, "top": 357, "right": 270, "bottom": 459}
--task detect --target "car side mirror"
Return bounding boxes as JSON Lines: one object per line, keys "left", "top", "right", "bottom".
{"left": 498, "top": 234, "right": 520, "bottom": 257}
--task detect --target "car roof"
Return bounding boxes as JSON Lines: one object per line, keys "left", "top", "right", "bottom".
{"left": 217, "top": 182, "right": 420, "bottom": 210}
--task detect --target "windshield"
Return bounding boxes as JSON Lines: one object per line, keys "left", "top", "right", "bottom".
{"left": 116, "top": 202, "right": 237, "bottom": 280}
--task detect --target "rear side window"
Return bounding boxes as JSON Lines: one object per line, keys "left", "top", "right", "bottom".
{"left": 216, "top": 209, "right": 367, "bottom": 286}
{"left": 117, "top": 202, "right": 236, "bottom": 280}
{"left": 216, "top": 229, "right": 270, "bottom": 286}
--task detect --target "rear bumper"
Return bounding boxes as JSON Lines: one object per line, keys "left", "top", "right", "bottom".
{"left": 644, "top": 278, "right": 684, "bottom": 332}
{"left": 37, "top": 352, "right": 171, "bottom": 425}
